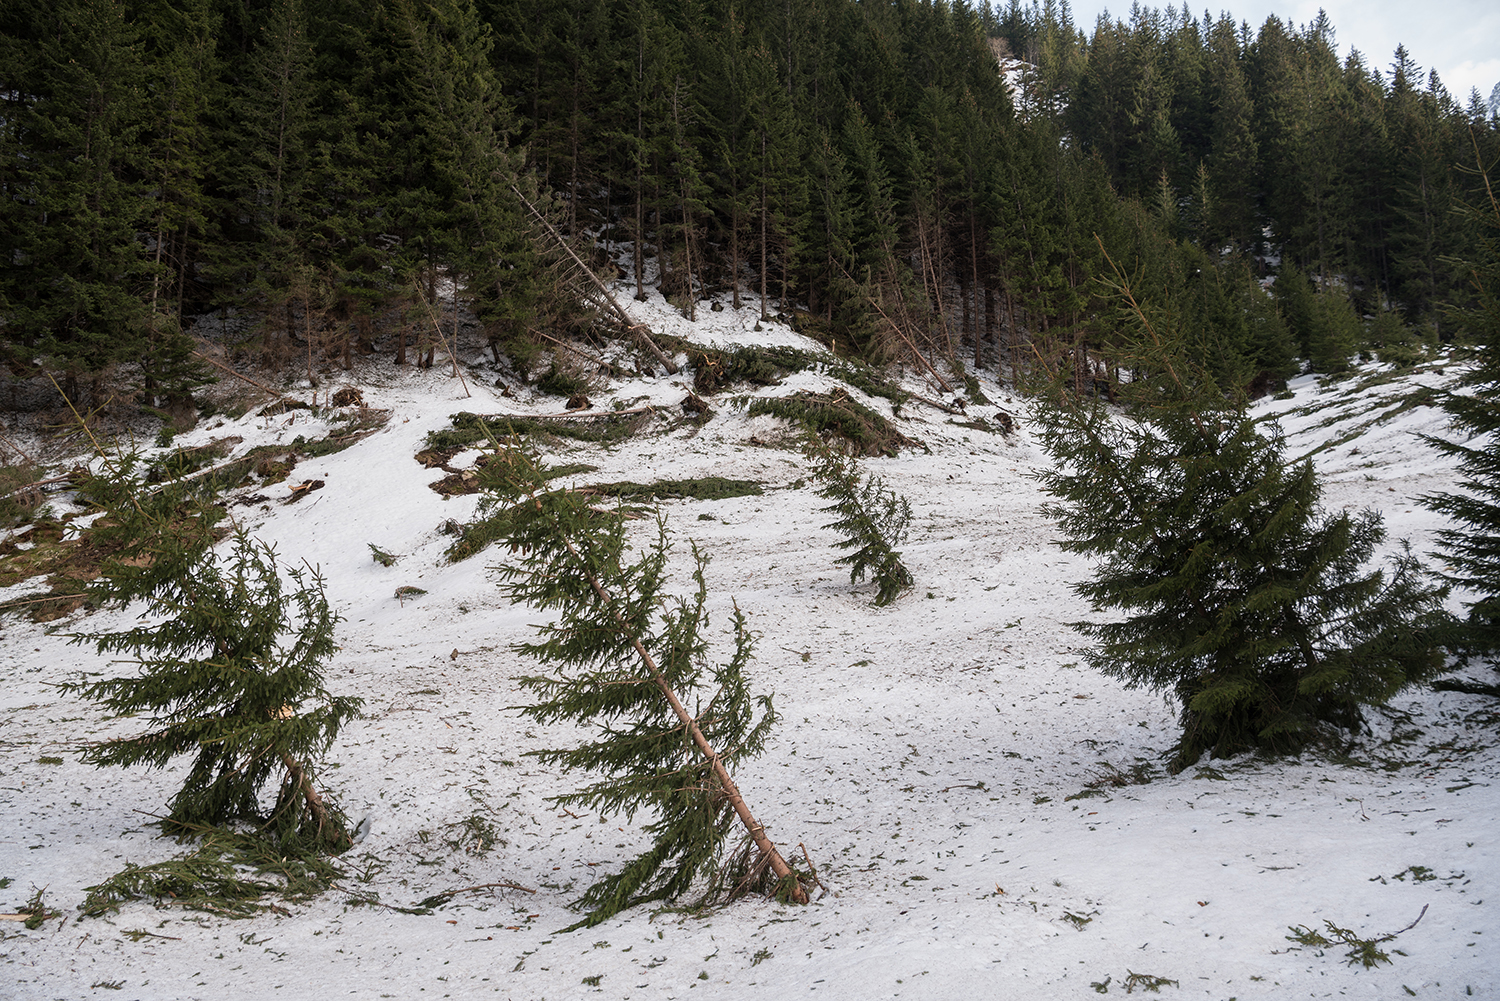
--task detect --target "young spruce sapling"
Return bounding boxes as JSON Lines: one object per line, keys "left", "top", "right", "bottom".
{"left": 805, "top": 437, "right": 913, "bottom": 606}
{"left": 66, "top": 454, "right": 360, "bottom": 850}
{"left": 1032, "top": 250, "right": 1449, "bottom": 769}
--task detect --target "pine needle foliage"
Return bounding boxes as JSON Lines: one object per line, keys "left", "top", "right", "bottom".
{"left": 72, "top": 451, "right": 225, "bottom": 605}
{"left": 741, "top": 389, "right": 918, "bottom": 455}
{"left": 1423, "top": 162, "right": 1500, "bottom": 655}
{"left": 80, "top": 826, "right": 342, "bottom": 918}
{"left": 806, "top": 439, "right": 913, "bottom": 606}
{"left": 64, "top": 456, "right": 360, "bottom": 850}
{"left": 485, "top": 440, "right": 797, "bottom": 928}
{"left": 1033, "top": 254, "right": 1449, "bottom": 770}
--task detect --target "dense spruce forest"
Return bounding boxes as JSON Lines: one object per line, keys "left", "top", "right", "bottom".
{"left": 3, "top": 0, "right": 1497, "bottom": 410}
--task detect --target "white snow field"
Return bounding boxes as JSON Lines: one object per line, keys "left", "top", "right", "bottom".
{"left": 1, "top": 292, "right": 1495, "bottom": 1000}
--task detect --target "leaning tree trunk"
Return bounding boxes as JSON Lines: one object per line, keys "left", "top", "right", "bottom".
{"left": 560, "top": 532, "right": 809, "bottom": 905}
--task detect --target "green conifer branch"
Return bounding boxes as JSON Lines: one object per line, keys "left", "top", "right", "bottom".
{"left": 805, "top": 438, "right": 913, "bottom": 606}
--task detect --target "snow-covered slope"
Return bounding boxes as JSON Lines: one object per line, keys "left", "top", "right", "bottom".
{"left": 2, "top": 298, "right": 1495, "bottom": 999}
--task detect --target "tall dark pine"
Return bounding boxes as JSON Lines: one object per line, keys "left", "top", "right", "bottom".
{"left": 213, "top": 0, "right": 316, "bottom": 327}
{"left": 136, "top": 0, "right": 218, "bottom": 408}
{"left": 402, "top": 0, "right": 539, "bottom": 344}
{"left": 0, "top": 0, "right": 151, "bottom": 399}
{"left": 1424, "top": 167, "right": 1500, "bottom": 654}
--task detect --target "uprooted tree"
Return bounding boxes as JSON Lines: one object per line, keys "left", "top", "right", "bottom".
{"left": 479, "top": 439, "right": 807, "bottom": 929}
{"left": 1032, "top": 250, "right": 1450, "bottom": 771}
{"left": 65, "top": 454, "right": 360, "bottom": 852}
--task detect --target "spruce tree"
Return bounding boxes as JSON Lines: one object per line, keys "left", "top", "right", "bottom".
{"left": 1423, "top": 164, "right": 1500, "bottom": 654}
{"left": 807, "top": 439, "right": 913, "bottom": 606}
{"left": 1308, "top": 285, "right": 1362, "bottom": 374}
{"left": 1033, "top": 258, "right": 1449, "bottom": 769}
{"left": 211, "top": 0, "right": 316, "bottom": 329}
{"left": 481, "top": 441, "right": 807, "bottom": 928}
{"left": 0, "top": 0, "right": 152, "bottom": 393}
{"left": 1274, "top": 259, "right": 1318, "bottom": 359}
{"left": 66, "top": 458, "right": 359, "bottom": 849}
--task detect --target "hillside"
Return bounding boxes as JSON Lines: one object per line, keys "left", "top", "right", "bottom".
{"left": 1, "top": 294, "right": 1496, "bottom": 999}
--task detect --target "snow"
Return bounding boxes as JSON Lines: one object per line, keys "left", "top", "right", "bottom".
{"left": 1, "top": 296, "right": 1496, "bottom": 1000}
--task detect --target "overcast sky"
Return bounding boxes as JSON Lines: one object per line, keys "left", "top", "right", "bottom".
{"left": 1064, "top": 1, "right": 1500, "bottom": 105}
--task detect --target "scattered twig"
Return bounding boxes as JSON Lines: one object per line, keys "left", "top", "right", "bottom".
{"left": 0, "top": 426, "right": 39, "bottom": 465}
{"left": 0, "top": 593, "right": 82, "bottom": 612}
{"left": 0, "top": 474, "right": 71, "bottom": 503}
{"left": 430, "top": 881, "right": 537, "bottom": 899}
{"left": 1394, "top": 903, "right": 1429, "bottom": 935}
{"left": 535, "top": 330, "right": 616, "bottom": 375}
{"left": 334, "top": 889, "right": 417, "bottom": 914}
{"left": 798, "top": 843, "right": 828, "bottom": 896}
{"left": 906, "top": 392, "right": 965, "bottom": 415}
{"left": 120, "top": 928, "right": 181, "bottom": 941}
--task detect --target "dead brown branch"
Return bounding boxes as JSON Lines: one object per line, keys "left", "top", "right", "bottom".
{"left": 190, "top": 349, "right": 288, "bottom": 401}
{"left": 414, "top": 281, "right": 472, "bottom": 397}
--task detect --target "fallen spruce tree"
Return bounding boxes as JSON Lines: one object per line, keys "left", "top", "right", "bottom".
{"left": 478, "top": 439, "right": 808, "bottom": 928}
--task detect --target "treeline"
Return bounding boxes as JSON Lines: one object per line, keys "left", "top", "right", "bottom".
{"left": 996, "top": 1, "right": 1500, "bottom": 332}
{"left": 2, "top": 0, "right": 1497, "bottom": 411}
{"left": 479, "top": 0, "right": 1293, "bottom": 389}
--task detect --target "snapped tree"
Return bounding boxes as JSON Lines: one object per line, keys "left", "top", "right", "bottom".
{"left": 1032, "top": 253, "right": 1449, "bottom": 770}
{"left": 481, "top": 441, "right": 807, "bottom": 928}
{"left": 66, "top": 455, "right": 360, "bottom": 850}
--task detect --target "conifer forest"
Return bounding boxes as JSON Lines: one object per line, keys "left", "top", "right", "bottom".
{"left": 5, "top": 0, "right": 1498, "bottom": 396}
{"left": 1, "top": 1, "right": 1499, "bottom": 998}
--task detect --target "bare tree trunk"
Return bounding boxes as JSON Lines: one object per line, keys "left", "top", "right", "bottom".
{"left": 280, "top": 752, "right": 348, "bottom": 850}
{"left": 395, "top": 306, "right": 408, "bottom": 366}
{"left": 730, "top": 199, "right": 741, "bottom": 311}
{"left": 984, "top": 283, "right": 996, "bottom": 372}
{"left": 970, "top": 213, "right": 982, "bottom": 371}
{"left": 759, "top": 136, "right": 769, "bottom": 318}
